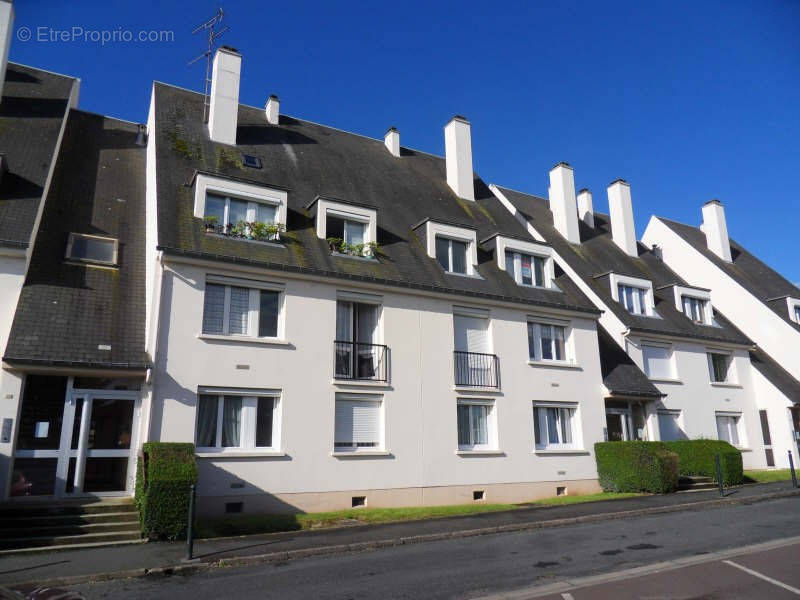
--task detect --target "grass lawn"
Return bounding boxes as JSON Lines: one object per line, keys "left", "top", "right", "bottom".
{"left": 743, "top": 469, "right": 794, "bottom": 483}
{"left": 196, "top": 492, "right": 643, "bottom": 538}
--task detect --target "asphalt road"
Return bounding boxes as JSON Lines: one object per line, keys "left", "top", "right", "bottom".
{"left": 73, "top": 497, "right": 800, "bottom": 599}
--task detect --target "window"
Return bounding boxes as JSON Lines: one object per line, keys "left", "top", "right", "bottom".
{"left": 528, "top": 322, "right": 567, "bottom": 362}
{"left": 618, "top": 284, "right": 648, "bottom": 315}
{"left": 326, "top": 214, "right": 367, "bottom": 247}
{"left": 708, "top": 352, "right": 731, "bottom": 383}
{"left": 533, "top": 404, "right": 576, "bottom": 449}
{"left": 195, "top": 393, "right": 279, "bottom": 451}
{"left": 205, "top": 192, "right": 278, "bottom": 234}
{"left": 682, "top": 296, "right": 707, "bottom": 323}
{"left": 795, "top": 306, "right": 800, "bottom": 324}
{"left": 716, "top": 413, "right": 741, "bottom": 446}
{"left": 642, "top": 344, "right": 673, "bottom": 379}
{"left": 335, "top": 300, "right": 384, "bottom": 380}
{"left": 334, "top": 395, "right": 382, "bottom": 452}
{"left": 202, "top": 281, "right": 280, "bottom": 338}
{"left": 505, "top": 250, "right": 545, "bottom": 287}
{"left": 457, "top": 400, "right": 495, "bottom": 450}
{"left": 436, "top": 237, "right": 468, "bottom": 274}
{"left": 657, "top": 410, "right": 685, "bottom": 441}
{"left": 241, "top": 154, "right": 262, "bottom": 169}
{"left": 65, "top": 233, "right": 118, "bottom": 265}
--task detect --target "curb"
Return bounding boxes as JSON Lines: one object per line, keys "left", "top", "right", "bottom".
{"left": 9, "top": 487, "right": 800, "bottom": 589}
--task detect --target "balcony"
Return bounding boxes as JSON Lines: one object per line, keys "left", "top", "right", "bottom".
{"left": 454, "top": 351, "right": 501, "bottom": 389}
{"left": 334, "top": 341, "right": 389, "bottom": 382}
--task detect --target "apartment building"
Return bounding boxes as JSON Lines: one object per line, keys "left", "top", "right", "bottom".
{"left": 492, "top": 169, "right": 774, "bottom": 469}
{"left": 644, "top": 203, "right": 800, "bottom": 467}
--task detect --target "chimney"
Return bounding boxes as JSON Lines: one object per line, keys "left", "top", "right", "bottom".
{"left": 577, "top": 188, "right": 594, "bottom": 229}
{"left": 444, "top": 115, "right": 474, "bottom": 201}
{"left": 384, "top": 127, "right": 400, "bottom": 157}
{"left": 265, "top": 94, "right": 279, "bottom": 125}
{"left": 607, "top": 179, "right": 638, "bottom": 257}
{"left": 701, "top": 199, "right": 732, "bottom": 262}
{"left": 0, "top": 0, "right": 14, "bottom": 102}
{"left": 208, "top": 46, "right": 241, "bottom": 145}
{"left": 548, "top": 162, "right": 580, "bottom": 243}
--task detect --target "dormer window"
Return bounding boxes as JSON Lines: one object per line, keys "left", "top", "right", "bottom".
{"left": 192, "top": 173, "right": 287, "bottom": 242}
{"left": 491, "top": 235, "right": 553, "bottom": 288}
{"left": 682, "top": 296, "right": 708, "bottom": 323}
{"left": 608, "top": 273, "right": 657, "bottom": 317}
{"left": 311, "top": 196, "right": 378, "bottom": 258}
{"left": 436, "top": 237, "right": 468, "bottom": 274}
{"left": 618, "top": 284, "right": 648, "bottom": 315}
{"left": 787, "top": 298, "right": 800, "bottom": 324}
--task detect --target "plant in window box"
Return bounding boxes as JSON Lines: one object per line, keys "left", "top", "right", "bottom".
{"left": 229, "top": 220, "right": 249, "bottom": 238}
{"left": 326, "top": 237, "right": 344, "bottom": 253}
{"left": 265, "top": 222, "right": 285, "bottom": 241}
{"left": 203, "top": 215, "right": 219, "bottom": 233}
{"left": 363, "top": 241, "right": 379, "bottom": 258}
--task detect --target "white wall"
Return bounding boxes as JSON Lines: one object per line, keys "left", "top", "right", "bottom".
{"left": 644, "top": 217, "right": 800, "bottom": 378}
{"left": 750, "top": 367, "right": 799, "bottom": 469}
{"left": 150, "top": 258, "right": 606, "bottom": 511}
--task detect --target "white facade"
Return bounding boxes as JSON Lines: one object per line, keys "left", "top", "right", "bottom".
{"left": 148, "top": 255, "right": 605, "bottom": 515}
{"left": 644, "top": 215, "right": 800, "bottom": 466}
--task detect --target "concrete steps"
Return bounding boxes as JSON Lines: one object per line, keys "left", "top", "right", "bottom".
{"left": 0, "top": 498, "right": 141, "bottom": 551}
{"left": 677, "top": 475, "right": 718, "bottom": 491}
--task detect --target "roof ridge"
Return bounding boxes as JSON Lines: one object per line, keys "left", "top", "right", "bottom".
{"left": 70, "top": 107, "right": 144, "bottom": 127}
{"left": 8, "top": 60, "right": 80, "bottom": 82}
{"left": 492, "top": 183, "right": 547, "bottom": 201}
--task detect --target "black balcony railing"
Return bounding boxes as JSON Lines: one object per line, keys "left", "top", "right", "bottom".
{"left": 334, "top": 341, "right": 389, "bottom": 382}
{"left": 454, "top": 351, "right": 500, "bottom": 389}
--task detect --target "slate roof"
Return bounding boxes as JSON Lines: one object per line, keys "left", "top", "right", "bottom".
{"left": 657, "top": 216, "right": 800, "bottom": 334}
{"left": 495, "top": 186, "right": 752, "bottom": 346}
{"left": 151, "top": 82, "right": 598, "bottom": 315}
{"left": 0, "top": 62, "right": 77, "bottom": 248}
{"left": 748, "top": 347, "right": 800, "bottom": 405}
{"left": 3, "top": 110, "right": 149, "bottom": 370}
{"left": 597, "top": 325, "right": 663, "bottom": 398}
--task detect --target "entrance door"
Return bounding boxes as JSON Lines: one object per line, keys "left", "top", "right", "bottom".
{"left": 59, "top": 393, "right": 139, "bottom": 496}
{"left": 606, "top": 412, "right": 628, "bottom": 442}
{"left": 12, "top": 381, "right": 140, "bottom": 498}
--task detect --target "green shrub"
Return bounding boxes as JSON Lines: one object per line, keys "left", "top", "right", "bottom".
{"left": 663, "top": 439, "right": 743, "bottom": 485}
{"left": 135, "top": 442, "right": 197, "bottom": 540}
{"left": 595, "top": 441, "right": 679, "bottom": 493}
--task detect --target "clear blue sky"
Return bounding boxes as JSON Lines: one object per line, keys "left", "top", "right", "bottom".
{"left": 12, "top": 1, "right": 800, "bottom": 282}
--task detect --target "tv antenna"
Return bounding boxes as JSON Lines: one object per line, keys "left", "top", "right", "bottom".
{"left": 189, "top": 8, "right": 229, "bottom": 124}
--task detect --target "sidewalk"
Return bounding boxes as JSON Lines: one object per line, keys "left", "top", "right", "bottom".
{"left": 1, "top": 481, "right": 797, "bottom": 588}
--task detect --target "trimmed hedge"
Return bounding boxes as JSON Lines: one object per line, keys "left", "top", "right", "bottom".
{"left": 595, "top": 441, "right": 679, "bottom": 493}
{"left": 663, "top": 440, "right": 743, "bottom": 485}
{"left": 135, "top": 442, "right": 197, "bottom": 540}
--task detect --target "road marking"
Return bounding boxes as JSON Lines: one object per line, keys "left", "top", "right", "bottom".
{"left": 560, "top": 594, "right": 575, "bottom": 600}
{"left": 722, "top": 560, "right": 800, "bottom": 595}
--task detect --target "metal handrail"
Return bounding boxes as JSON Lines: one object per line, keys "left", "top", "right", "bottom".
{"left": 453, "top": 351, "right": 500, "bottom": 389}
{"left": 334, "top": 341, "right": 389, "bottom": 382}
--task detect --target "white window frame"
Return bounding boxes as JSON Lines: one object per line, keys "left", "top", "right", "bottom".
{"left": 527, "top": 317, "right": 572, "bottom": 363}
{"left": 707, "top": 349, "right": 735, "bottom": 384}
{"left": 495, "top": 236, "right": 554, "bottom": 289}
{"left": 532, "top": 401, "right": 580, "bottom": 451}
{"left": 425, "top": 221, "right": 478, "bottom": 276}
{"left": 314, "top": 198, "right": 377, "bottom": 246}
{"left": 65, "top": 233, "right": 119, "bottom": 266}
{"left": 201, "top": 275, "right": 285, "bottom": 340}
{"left": 609, "top": 273, "right": 657, "bottom": 317}
{"left": 456, "top": 398, "right": 497, "bottom": 451}
{"left": 670, "top": 285, "right": 712, "bottom": 325}
{"left": 194, "top": 388, "right": 282, "bottom": 454}
{"left": 787, "top": 298, "right": 800, "bottom": 324}
{"left": 193, "top": 173, "right": 287, "bottom": 226}
{"left": 333, "top": 393, "right": 384, "bottom": 453}
{"left": 641, "top": 341, "right": 676, "bottom": 380}
{"left": 715, "top": 411, "right": 744, "bottom": 447}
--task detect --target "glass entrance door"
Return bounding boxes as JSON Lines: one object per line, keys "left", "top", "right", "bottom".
{"left": 605, "top": 412, "right": 628, "bottom": 442}
{"left": 58, "top": 392, "right": 139, "bottom": 496}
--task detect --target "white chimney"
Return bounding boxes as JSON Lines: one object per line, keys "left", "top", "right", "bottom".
{"left": 548, "top": 162, "right": 580, "bottom": 243}
{"left": 208, "top": 46, "right": 241, "bottom": 145}
{"left": 444, "top": 115, "right": 474, "bottom": 201}
{"left": 265, "top": 94, "right": 279, "bottom": 125}
{"left": 607, "top": 179, "right": 638, "bottom": 257}
{"left": 577, "top": 188, "right": 594, "bottom": 229}
{"left": 701, "top": 199, "right": 732, "bottom": 262}
{"left": 0, "top": 0, "right": 14, "bottom": 102}
{"left": 384, "top": 127, "right": 400, "bottom": 157}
